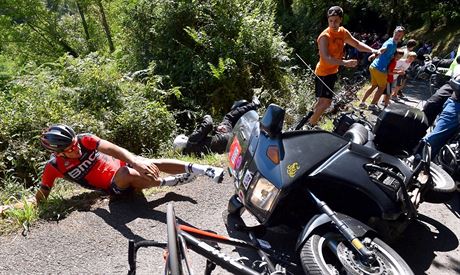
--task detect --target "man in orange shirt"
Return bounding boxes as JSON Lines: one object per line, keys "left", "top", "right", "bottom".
{"left": 308, "top": 6, "right": 382, "bottom": 127}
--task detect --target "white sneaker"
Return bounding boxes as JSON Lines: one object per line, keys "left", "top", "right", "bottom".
{"left": 205, "top": 167, "right": 225, "bottom": 183}
{"left": 173, "top": 134, "right": 188, "bottom": 151}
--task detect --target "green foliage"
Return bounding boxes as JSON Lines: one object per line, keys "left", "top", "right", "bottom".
{"left": 119, "top": 0, "right": 294, "bottom": 114}
{"left": 0, "top": 0, "right": 116, "bottom": 64}
{"left": 0, "top": 175, "right": 37, "bottom": 234}
{"left": 0, "top": 54, "right": 176, "bottom": 185}
{"left": 109, "top": 97, "right": 177, "bottom": 154}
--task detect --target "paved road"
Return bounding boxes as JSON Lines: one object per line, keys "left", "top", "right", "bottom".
{"left": 0, "top": 79, "right": 459, "bottom": 274}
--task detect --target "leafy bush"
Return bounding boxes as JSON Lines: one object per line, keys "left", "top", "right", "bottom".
{"left": 0, "top": 54, "right": 176, "bottom": 186}
{"left": 108, "top": 96, "right": 177, "bottom": 154}
{"left": 119, "top": 0, "right": 295, "bottom": 115}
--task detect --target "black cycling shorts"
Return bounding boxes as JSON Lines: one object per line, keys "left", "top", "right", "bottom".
{"left": 315, "top": 74, "right": 338, "bottom": 99}
{"left": 108, "top": 180, "right": 133, "bottom": 196}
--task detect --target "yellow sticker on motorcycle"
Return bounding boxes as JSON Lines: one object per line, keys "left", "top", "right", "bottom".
{"left": 287, "top": 162, "right": 300, "bottom": 178}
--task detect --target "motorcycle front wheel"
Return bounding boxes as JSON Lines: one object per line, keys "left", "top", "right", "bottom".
{"left": 424, "top": 162, "right": 456, "bottom": 203}
{"left": 300, "top": 232, "right": 413, "bottom": 275}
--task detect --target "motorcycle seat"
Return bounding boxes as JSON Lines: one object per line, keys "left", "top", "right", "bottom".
{"left": 343, "top": 123, "right": 369, "bottom": 145}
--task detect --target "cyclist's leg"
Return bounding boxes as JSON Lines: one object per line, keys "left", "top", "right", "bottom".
{"left": 209, "top": 133, "right": 231, "bottom": 154}
{"left": 112, "top": 166, "right": 160, "bottom": 190}
{"left": 221, "top": 101, "right": 259, "bottom": 127}
{"left": 153, "top": 158, "right": 223, "bottom": 178}
{"left": 183, "top": 137, "right": 212, "bottom": 155}
{"left": 112, "top": 158, "right": 224, "bottom": 190}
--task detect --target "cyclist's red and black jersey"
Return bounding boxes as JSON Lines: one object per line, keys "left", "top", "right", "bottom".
{"left": 41, "top": 134, "right": 126, "bottom": 193}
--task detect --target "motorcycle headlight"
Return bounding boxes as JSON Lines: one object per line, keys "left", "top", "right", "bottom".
{"left": 249, "top": 177, "right": 280, "bottom": 212}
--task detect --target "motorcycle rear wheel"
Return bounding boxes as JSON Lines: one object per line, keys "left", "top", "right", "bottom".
{"left": 300, "top": 232, "right": 413, "bottom": 275}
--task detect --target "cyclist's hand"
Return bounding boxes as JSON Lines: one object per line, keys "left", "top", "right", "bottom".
{"left": 132, "top": 157, "right": 160, "bottom": 180}
{"left": 343, "top": 59, "right": 358, "bottom": 68}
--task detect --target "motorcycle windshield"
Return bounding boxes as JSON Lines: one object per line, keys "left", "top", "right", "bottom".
{"left": 227, "top": 110, "right": 259, "bottom": 176}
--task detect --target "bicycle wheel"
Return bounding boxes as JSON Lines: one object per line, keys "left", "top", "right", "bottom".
{"left": 167, "top": 203, "right": 182, "bottom": 275}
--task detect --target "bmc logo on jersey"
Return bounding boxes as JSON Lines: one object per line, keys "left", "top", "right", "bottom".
{"left": 68, "top": 151, "right": 99, "bottom": 180}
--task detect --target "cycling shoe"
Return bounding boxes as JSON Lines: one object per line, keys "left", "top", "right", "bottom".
{"left": 205, "top": 167, "right": 225, "bottom": 183}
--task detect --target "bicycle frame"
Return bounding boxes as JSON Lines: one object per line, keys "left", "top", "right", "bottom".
{"left": 127, "top": 203, "right": 284, "bottom": 275}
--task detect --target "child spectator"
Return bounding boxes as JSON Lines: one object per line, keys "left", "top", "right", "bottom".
{"left": 391, "top": 51, "right": 417, "bottom": 99}
{"left": 401, "top": 39, "right": 417, "bottom": 58}
{"left": 382, "top": 49, "right": 405, "bottom": 107}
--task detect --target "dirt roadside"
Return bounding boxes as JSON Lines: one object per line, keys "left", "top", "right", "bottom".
{"left": 1, "top": 79, "right": 459, "bottom": 274}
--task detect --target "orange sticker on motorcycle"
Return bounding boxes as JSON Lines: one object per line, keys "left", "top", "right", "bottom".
{"left": 287, "top": 162, "right": 300, "bottom": 178}
{"left": 228, "top": 137, "right": 242, "bottom": 169}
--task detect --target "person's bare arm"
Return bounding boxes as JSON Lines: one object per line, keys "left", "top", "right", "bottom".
{"left": 97, "top": 139, "right": 160, "bottom": 180}
{"left": 345, "top": 31, "right": 386, "bottom": 56}
{"left": 318, "top": 36, "right": 356, "bottom": 67}
{"left": 344, "top": 31, "right": 379, "bottom": 55}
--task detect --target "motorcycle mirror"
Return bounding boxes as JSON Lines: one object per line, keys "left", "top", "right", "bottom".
{"left": 260, "top": 104, "right": 285, "bottom": 138}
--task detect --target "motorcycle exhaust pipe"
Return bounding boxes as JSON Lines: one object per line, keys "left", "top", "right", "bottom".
{"left": 305, "top": 188, "right": 376, "bottom": 265}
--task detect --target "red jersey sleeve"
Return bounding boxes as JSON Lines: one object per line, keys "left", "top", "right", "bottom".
{"left": 41, "top": 158, "right": 63, "bottom": 189}
{"left": 79, "top": 134, "right": 101, "bottom": 150}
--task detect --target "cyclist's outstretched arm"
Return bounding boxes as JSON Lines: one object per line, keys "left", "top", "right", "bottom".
{"left": 97, "top": 139, "right": 160, "bottom": 180}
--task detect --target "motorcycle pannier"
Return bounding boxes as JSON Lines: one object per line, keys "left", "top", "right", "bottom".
{"left": 373, "top": 103, "right": 429, "bottom": 155}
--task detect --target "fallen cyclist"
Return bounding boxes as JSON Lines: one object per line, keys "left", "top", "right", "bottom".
{"left": 173, "top": 98, "right": 260, "bottom": 155}
{"left": 1, "top": 124, "right": 224, "bottom": 213}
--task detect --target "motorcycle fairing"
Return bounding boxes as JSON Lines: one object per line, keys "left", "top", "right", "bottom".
{"left": 253, "top": 130, "right": 349, "bottom": 189}
{"left": 308, "top": 142, "right": 412, "bottom": 220}
{"left": 237, "top": 130, "right": 348, "bottom": 223}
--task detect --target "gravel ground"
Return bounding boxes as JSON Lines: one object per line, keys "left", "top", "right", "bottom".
{"left": 1, "top": 79, "right": 459, "bottom": 275}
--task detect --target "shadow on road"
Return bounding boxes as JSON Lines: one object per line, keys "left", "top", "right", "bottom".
{"left": 445, "top": 193, "right": 460, "bottom": 219}
{"left": 93, "top": 192, "right": 197, "bottom": 241}
{"left": 392, "top": 213, "right": 459, "bottom": 274}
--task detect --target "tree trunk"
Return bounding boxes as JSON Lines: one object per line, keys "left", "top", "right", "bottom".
{"left": 96, "top": 0, "right": 115, "bottom": 52}
{"left": 76, "top": 1, "right": 94, "bottom": 52}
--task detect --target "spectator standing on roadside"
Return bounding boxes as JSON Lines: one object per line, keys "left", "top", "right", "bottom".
{"left": 381, "top": 49, "right": 405, "bottom": 107}
{"left": 308, "top": 6, "right": 382, "bottom": 127}
{"left": 358, "top": 26, "right": 405, "bottom": 111}
{"left": 401, "top": 39, "right": 417, "bottom": 59}
{"left": 394, "top": 39, "right": 417, "bottom": 97}
{"left": 391, "top": 51, "right": 417, "bottom": 99}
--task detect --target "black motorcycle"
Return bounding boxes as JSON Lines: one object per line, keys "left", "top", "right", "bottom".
{"left": 333, "top": 102, "right": 456, "bottom": 203}
{"left": 225, "top": 104, "right": 426, "bottom": 274}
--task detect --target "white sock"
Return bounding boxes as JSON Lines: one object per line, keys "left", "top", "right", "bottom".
{"left": 185, "top": 163, "right": 209, "bottom": 175}
{"left": 160, "top": 173, "right": 196, "bottom": 186}
{"left": 185, "top": 163, "right": 224, "bottom": 183}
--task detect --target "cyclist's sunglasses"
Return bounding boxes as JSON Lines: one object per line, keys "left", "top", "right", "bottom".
{"left": 60, "top": 139, "right": 79, "bottom": 154}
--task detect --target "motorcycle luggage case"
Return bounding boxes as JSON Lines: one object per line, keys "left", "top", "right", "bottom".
{"left": 373, "top": 103, "right": 428, "bottom": 155}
